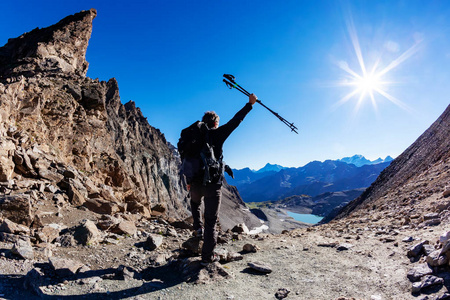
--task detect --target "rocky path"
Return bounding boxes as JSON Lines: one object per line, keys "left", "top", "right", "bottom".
{"left": 2, "top": 217, "right": 449, "bottom": 300}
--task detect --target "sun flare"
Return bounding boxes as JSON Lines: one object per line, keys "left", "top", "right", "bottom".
{"left": 355, "top": 73, "right": 382, "bottom": 93}
{"left": 334, "top": 16, "right": 421, "bottom": 113}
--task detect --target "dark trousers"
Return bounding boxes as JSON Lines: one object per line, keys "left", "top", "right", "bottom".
{"left": 190, "top": 182, "right": 222, "bottom": 261}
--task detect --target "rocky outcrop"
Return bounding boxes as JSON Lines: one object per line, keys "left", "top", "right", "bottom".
{"left": 0, "top": 9, "right": 95, "bottom": 78}
{"left": 0, "top": 7, "right": 264, "bottom": 249}
{"left": 0, "top": 8, "right": 189, "bottom": 231}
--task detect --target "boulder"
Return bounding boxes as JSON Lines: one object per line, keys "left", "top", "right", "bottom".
{"left": 116, "top": 265, "right": 141, "bottom": 280}
{"left": 337, "top": 243, "right": 353, "bottom": 251}
{"left": 55, "top": 234, "right": 77, "bottom": 247}
{"left": 73, "top": 219, "right": 102, "bottom": 245}
{"left": 111, "top": 220, "right": 137, "bottom": 236}
{"left": 49, "top": 257, "right": 85, "bottom": 277}
{"left": 11, "top": 239, "right": 34, "bottom": 260}
{"left": 407, "top": 263, "right": 433, "bottom": 282}
{"left": 427, "top": 250, "right": 448, "bottom": 267}
{"left": 68, "top": 185, "right": 86, "bottom": 206}
{"left": 23, "top": 268, "right": 45, "bottom": 297}
{"left": 97, "top": 215, "right": 120, "bottom": 230}
{"left": 181, "top": 237, "right": 203, "bottom": 254}
{"left": 151, "top": 204, "right": 166, "bottom": 217}
{"left": 165, "top": 227, "right": 178, "bottom": 237}
{"left": 126, "top": 200, "right": 151, "bottom": 218}
{"left": 0, "top": 232, "right": 29, "bottom": 243}
{"left": 407, "top": 240, "right": 429, "bottom": 258}
{"left": 36, "top": 224, "right": 62, "bottom": 243}
{"left": 412, "top": 275, "right": 444, "bottom": 293}
{"left": 0, "top": 156, "right": 15, "bottom": 181}
{"left": 440, "top": 231, "right": 450, "bottom": 243}
{"left": 0, "top": 218, "right": 30, "bottom": 235}
{"left": 0, "top": 194, "right": 33, "bottom": 226}
{"left": 231, "top": 223, "right": 249, "bottom": 234}
{"left": 145, "top": 234, "right": 164, "bottom": 251}
{"left": 83, "top": 198, "right": 120, "bottom": 215}
{"left": 423, "top": 244, "right": 436, "bottom": 256}
{"left": 38, "top": 168, "right": 64, "bottom": 182}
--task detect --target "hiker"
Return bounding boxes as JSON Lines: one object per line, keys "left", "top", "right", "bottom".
{"left": 181, "top": 93, "right": 257, "bottom": 265}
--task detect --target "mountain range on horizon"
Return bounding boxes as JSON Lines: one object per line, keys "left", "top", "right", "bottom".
{"left": 227, "top": 158, "right": 392, "bottom": 203}
{"left": 241, "top": 154, "right": 393, "bottom": 174}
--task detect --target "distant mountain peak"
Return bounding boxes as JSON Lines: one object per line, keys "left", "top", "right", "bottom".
{"left": 337, "top": 154, "right": 393, "bottom": 167}
{"left": 255, "top": 163, "right": 286, "bottom": 173}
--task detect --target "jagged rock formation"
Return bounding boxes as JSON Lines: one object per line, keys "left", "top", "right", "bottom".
{"left": 0, "top": 8, "right": 263, "bottom": 238}
{"left": 0, "top": 9, "right": 95, "bottom": 78}
{"left": 0, "top": 9, "right": 188, "bottom": 227}
{"left": 326, "top": 104, "right": 450, "bottom": 224}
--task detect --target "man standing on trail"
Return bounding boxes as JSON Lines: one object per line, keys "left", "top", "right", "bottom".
{"left": 188, "top": 93, "right": 257, "bottom": 265}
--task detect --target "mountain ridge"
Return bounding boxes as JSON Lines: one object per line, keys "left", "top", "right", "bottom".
{"left": 227, "top": 157, "right": 391, "bottom": 203}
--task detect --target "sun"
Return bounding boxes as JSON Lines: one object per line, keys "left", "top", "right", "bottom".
{"left": 334, "top": 16, "right": 420, "bottom": 113}
{"left": 355, "top": 73, "right": 382, "bottom": 94}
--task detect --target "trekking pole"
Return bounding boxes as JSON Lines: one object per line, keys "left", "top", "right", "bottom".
{"left": 223, "top": 74, "right": 298, "bottom": 134}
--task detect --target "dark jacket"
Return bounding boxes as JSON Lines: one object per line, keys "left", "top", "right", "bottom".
{"left": 208, "top": 103, "right": 253, "bottom": 161}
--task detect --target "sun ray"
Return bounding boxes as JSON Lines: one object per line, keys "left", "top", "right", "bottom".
{"left": 374, "top": 88, "right": 412, "bottom": 113}
{"left": 333, "top": 14, "right": 421, "bottom": 113}
{"left": 346, "top": 17, "right": 367, "bottom": 76}
{"left": 377, "top": 42, "right": 421, "bottom": 77}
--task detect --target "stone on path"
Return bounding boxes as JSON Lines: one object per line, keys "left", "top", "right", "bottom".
{"left": 275, "top": 288, "right": 290, "bottom": 299}
{"left": 247, "top": 261, "right": 272, "bottom": 274}
{"left": 337, "top": 243, "right": 353, "bottom": 251}
{"left": 243, "top": 243, "right": 259, "bottom": 253}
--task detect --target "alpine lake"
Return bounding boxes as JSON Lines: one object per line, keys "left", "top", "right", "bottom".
{"left": 286, "top": 211, "right": 323, "bottom": 224}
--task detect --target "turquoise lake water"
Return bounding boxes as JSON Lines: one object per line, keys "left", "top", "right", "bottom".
{"left": 286, "top": 211, "right": 323, "bottom": 224}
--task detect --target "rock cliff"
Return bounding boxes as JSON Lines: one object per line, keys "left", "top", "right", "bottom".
{"left": 0, "top": 8, "right": 189, "bottom": 225}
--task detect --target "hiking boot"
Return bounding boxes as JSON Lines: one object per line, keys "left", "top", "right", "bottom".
{"left": 200, "top": 254, "right": 220, "bottom": 267}
{"left": 193, "top": 228, "right": 203, "bottom": 238}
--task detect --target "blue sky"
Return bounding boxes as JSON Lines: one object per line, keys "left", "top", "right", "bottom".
{"left": 1, "top": 1, "right": 449, "bottom": 169}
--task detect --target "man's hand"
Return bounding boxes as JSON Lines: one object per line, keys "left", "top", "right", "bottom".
{"left": 249, "top": 93, "right": 257, "bottom": 105}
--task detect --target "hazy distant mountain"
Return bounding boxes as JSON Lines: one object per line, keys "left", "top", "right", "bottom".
{"left": 235, "top": 160, "right": 391, "bottom": 203}
{"left": 338, "top": 155, "right": 393, "bottom": 167}
{"left": 254, "top": 163, "right": 286, "bottom": 173}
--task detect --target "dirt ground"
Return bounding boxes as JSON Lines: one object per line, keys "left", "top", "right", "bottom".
{"left": 1, "top": 213, "right": 448, "bottom": 300}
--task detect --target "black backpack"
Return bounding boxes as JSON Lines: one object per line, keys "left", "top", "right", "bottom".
{"left": 178, "top": 121, "right": 223, "bottom": 185}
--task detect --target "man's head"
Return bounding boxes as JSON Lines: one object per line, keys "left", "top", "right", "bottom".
{"left": 202, "top": 111, "right": 220, "bottom": 129}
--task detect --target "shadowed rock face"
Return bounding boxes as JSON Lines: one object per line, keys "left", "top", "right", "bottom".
{"left": 0, "top": 9, "right": 189, "bottom": 222}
